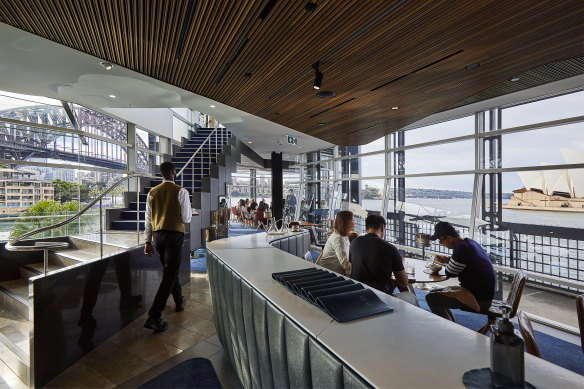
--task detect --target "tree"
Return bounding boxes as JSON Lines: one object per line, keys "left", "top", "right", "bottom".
{"left": 51, "top": 179, "right": 90, "bottom": 203}
{"left": 363, "top": 186, "right": 382, "bottom": 200}
{"left": 10, "top": 200, "right": 98, "bottom": 240}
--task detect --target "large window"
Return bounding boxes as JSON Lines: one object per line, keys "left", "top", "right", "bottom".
{"left": 293, "top": 89, "right": 584, "bottom": 295}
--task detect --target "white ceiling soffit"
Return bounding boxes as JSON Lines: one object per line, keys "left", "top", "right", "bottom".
{"left": 0, "top": 22, "right": 331, "bottom": 158}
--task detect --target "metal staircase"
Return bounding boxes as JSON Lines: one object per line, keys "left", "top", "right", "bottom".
{"left": 110, "top": 127, "right": 236, "bottom": 233}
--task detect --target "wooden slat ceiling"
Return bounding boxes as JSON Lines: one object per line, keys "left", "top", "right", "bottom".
{"left": 0, "top": 0, "right": 583, "bottom": 145}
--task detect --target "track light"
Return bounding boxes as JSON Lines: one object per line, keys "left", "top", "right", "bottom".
{"left": 313, "top": 61, "right": 323, "bottom": 90}
{"left": 100, "top": 61, "right": 114, "bottom": 71}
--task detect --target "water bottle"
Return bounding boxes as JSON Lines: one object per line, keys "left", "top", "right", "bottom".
{"left": 490, "top": 304, "right": 525, "bottom": 388}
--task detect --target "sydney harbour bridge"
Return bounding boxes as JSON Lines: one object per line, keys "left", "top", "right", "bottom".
{"left": 0, "top": 103, "right": 150, "bottom": 171}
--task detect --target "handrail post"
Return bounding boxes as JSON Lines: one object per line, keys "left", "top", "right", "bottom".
{"left": 191, "top": 158, "right": 194, "bottom": 194}
{"left": 43, "top": 248, "right": 48, "bottom": 276}
{"left": 136, "top": 176, "right": 140, "bottom": 246}
{"left": 99, "top": 198, "right": 103, "bottom": 259}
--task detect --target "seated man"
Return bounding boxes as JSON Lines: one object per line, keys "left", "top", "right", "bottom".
{"left": 426, "top": 221, "right": 496, "bottom": 322}
{"left": 350, "top": 215, "right": 409, "bottom": 295}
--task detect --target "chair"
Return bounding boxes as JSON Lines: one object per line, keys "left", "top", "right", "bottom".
{"left": 465, "top": 270, "right": 526, "bottom": 335}
{"left": 577, "top": 294, "right": 584, "bottom": 354}
{"left": 309, "top": 226, "right": 325, "bottom": 249}
{"left": 230, "top": 206, "right": 238, "bottom": 224}
{"left": 517, "top": 311, "right": 541, "bottom": 357}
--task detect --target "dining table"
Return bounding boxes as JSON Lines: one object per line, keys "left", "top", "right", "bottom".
{"left": 403, "top": 256, "right": 449, "bottom": 293}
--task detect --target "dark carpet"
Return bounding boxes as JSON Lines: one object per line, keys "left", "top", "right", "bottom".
{"left": 138, "top": 358, "right": 221, "bottom": 389}
{"left": 413, "top": 288, "right": 584, "bottom": 376}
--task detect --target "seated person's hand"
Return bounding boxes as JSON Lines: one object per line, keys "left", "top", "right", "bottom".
{"left": 435, "top": 254, "right": 450, "bottom": 264}
{"left": 348, "top": 231, "right": 359, "bottom": 243}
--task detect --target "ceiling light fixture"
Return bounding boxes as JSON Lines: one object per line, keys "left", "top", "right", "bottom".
{"left": 108, "top": 94, "right": 116, "bottom": 99}
{"left": 248, "top": 141, "right": 252, "bottom": 144}
{"left": 465, "top": 63, "right": 480, "bottom": 70}
{"left": 313, "top": 61, "right": 323, "bottom": 90}
{"left": 210, "top": 104, "right": 216, "bottom": 108}
{"left": 510, "top": 77, "right": 520, "bottom": 82}
{"left": 392, "top": 106, "right": 399, "bottom": 110}
{"left": 100, "top": 61, "right": 114, "bottom": 71}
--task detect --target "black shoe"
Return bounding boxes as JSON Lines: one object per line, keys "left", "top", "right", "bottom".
{"left": 144, "top": 317, "right": 168, "bottom": 332}
{"left": 175, "top": 296, "right": 186, "bottom": 312}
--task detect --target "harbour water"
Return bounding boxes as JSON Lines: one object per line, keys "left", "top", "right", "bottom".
{"left": 361, "top": 198, "right": 583, "bottom": 229}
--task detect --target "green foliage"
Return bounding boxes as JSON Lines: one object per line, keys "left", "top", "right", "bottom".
{"left": 9, "top": 199, "right": 97, "bottom": 240}
{"left": 51, "top": 179, "right": 90, "bottom": 203}
{"left": 363, "top": 186, "right": 382, "bottom": 200}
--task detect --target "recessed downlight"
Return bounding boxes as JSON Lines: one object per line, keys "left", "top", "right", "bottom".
{"left": 317, "top": 90, "right": 336, "bottom": 98}
{"left": 108, "top": 94, "right": 116, "bottom": 99}
{"left": 210, "top": 104, "right": 216, "bottom": 108}
{"left": 247, "top": 141, "right": 252, "bottom": 144}
{"left": 100, "top": 61, "right": 114, "bottom": 71}
{"left": 392, "top": 106, "right": 399, "bottom": 110}
{"left": 510, "top": 77, "right": 520, "bottom": 82}
{"left": 317, "top": 122, "right": 325, "bottom": 126}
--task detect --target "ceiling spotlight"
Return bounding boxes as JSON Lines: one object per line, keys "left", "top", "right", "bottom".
{"left": 108, "top": 94, "right": 116, "bottom": 99}
{"left": 510, "top": 77, "right": 520, "bottom": 82}
{"left": 248, "top": 141, "right": 252, "bottom": 144}
{"left": 313, "top": 61, "right": 323, "bottom": 90}
{"left": 210, "top": 104, "right": 216, "bottom": 108}
{"left": 100, "top": 61, "right": 114, "bottom": 71}
{"left": 317, "top": 122, "right": 325, "bottom": 126}
{"left": 392, "top": 106, "right": 399, "bottom": 110}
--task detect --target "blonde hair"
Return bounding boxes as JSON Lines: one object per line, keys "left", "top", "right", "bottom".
{"left": 334, "top": 211, "right": 354, "bottom": 237}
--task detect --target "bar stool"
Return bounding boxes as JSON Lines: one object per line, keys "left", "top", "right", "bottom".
{"left": 463, "top": 270, "right": 526, "bottom": 335}
{"left": 517, "top": 311, "right": 541, "bottom": 357}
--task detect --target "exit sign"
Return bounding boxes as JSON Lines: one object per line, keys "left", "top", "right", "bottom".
{"left": 287, "top": 135, "right": 297, "bottom": 145}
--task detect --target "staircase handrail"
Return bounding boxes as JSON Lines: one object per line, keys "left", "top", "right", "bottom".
{"left": 176, "top": 127, "right": 219, "bottom": 185}
{"left": 6, "top": 173, "right": 150, "bottom": 247}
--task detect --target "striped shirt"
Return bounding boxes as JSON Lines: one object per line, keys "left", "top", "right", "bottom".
{"left": 445, "top": 238, "right": 496, "bottom": 302}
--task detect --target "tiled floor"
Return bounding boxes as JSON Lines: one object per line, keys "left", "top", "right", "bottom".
{"left": 42, "top": 273, "right": 241, "bottom": 389}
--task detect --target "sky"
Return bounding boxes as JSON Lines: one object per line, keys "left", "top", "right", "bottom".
{"left": 358, "top": 90, "right": 584, "bottom": 193}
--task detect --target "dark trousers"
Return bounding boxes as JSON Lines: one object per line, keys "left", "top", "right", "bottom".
{"left": 425, "top": 289, "right": 473, "bottom": 323}
{"left": 149, "top": 230, "right": 184, "bottom": 319}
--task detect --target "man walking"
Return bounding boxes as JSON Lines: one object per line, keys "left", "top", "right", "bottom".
{"left": 144, "top": 162, "right": 192, "bottom": 332}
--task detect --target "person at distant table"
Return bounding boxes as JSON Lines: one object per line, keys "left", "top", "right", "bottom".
{"left": 320, "top": 211, "right": 354, "bottom": 276}
{"left": 350, "top": 215, "right": 408, "bottom": 294}
{"left": 425, "top": 221, "right": 496, "bottom": 322}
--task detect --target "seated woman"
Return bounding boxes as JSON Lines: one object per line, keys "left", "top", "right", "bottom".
{"left": 319, "top": 211, "right": 354, "bottom": 276}
{"left": 255, "top": 201, "right": 266, "bottom": 228}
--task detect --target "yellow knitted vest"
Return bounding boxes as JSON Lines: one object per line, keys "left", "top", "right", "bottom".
{"left": 149, "top": 182, "right": 185, "bottom": 233}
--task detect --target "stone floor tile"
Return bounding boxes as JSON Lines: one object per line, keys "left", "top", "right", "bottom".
{"left": 43, "top": 361, "right": 115, "bottom": 389}
{"left": 82, "top": 341, "right": 153, "bottom": 385}
{"left": 186, "top": 318, "right": 217, "bottom": 337}
{"left": 152, "top": 323, "right": 207, "bottom": 350}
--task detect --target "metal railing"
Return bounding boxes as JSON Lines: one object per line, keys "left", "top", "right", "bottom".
{"left": 5, "top": 173, "right": 149, "bottom": 275}
{"left": 176, "top": 127, "right": 226, "bottom": 194}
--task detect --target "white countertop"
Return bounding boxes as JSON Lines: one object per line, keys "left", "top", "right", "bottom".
{"left": 208, "top": 234, "right": 583, "bottom": 388}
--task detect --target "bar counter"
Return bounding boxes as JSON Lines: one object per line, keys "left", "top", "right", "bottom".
{"left": 207, "top": 233, "right": 582, "bottom": 388}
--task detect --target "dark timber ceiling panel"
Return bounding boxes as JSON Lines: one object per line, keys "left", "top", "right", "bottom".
{"left": 0, "top": 0, "right": 583, "bottom": 145}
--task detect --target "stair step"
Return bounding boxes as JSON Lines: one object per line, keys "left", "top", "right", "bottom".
{"left": 0, "top": 325, "right": 30, "bottom": 385}
{"left": 120, "top": 210, "right": 145, "bottom": 220}
{"left": 50, "top": 248, "right": 100, "bottom": 262}
{"left": 20, "top": 262, "right": 65, "bottom": 279}
{"left": 112, "top": 220, "right": 145, "bottom": 230}
{"left": 0, "top": 279, "right": 30, "bottom": 320}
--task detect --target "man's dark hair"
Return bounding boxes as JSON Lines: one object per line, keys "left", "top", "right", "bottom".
{"left": 365, "top": 215, "right": 386, "bottom": 231}
{"left": 160, "top": 162, "right": 175, "bottom": 179}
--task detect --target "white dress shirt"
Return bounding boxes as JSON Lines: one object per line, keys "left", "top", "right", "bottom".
{"left": 319, "top": 231, "right": 352, "bottom": 274}
{"left": 144, "top": 179, "right": 192, "bottom": 243}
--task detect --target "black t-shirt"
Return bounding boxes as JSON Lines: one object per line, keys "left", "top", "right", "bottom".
{"left": 250, "top": 202, "right": 258, "bottom": 210}
{"left": 350, "top": 233, "right": 404, "bottom": 292}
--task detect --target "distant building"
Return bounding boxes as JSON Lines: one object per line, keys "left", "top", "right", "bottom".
{"left": 505, "top": 149, "right": 584, "bottom": 211}
{"left": 0, "top": 168, "right": 54, "bottom": 213}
